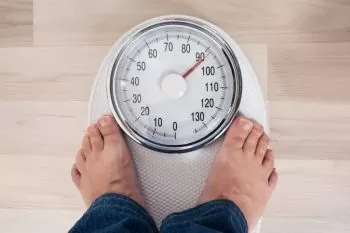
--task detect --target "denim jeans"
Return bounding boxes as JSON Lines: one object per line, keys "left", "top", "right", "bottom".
{"left": 69, "top": 193, "right": 248, "bottom": 233}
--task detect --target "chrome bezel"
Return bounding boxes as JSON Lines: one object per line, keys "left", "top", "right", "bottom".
{"left": 108, "top": 16, "right": 242, "bottom": 153}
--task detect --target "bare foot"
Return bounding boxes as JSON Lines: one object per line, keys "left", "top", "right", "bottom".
{"left": 198, "top": 116, "right": 278, "bottom": 231}
{"left": 71, "top": 115, "right": 145, "bottom": 207}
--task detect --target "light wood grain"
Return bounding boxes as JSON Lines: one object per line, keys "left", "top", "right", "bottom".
{"left": 262, "top": 217, "right": 350, "bottom": 233}
{"left": 33, "top": 0, "right": 350, "bottom": 46}
{"left": 0, "top": 0, "right": 33, "bottom": 46}
{"left": 270, "top": 101, "right": 350, "bottom": 160}
{"left": 1, "top": 0, "right": 350, "bottom": 232}
{"left": 0, "top": 101, "right": 87, "bottom": 157}
{"left": 0, "top": 47, "right": 109, "bottom": 101}
{"left": 267, "top": 159, "right": 350, "bottom": 218}
{"left": 268, "top": 43, "right": 350, "bottom": 102}
{"left": 0, "top": 209, "right": 82, "bottom": 233}
{"left": 0, "top": 154, "right": 83, "bottom": 209}
{"left": 262, "top": 159, "right": 350, "bottom": 233}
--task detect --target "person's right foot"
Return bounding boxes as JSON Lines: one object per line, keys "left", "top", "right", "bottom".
{"left": 198, "top": 116, "right": 278, "bottom": 231}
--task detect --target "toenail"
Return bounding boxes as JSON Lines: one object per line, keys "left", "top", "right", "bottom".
{"left": 239, "top": 118, "right": 253, "bottom": 132}
{"left": 255, "top": 124, "right": 263, "bottom": 132}
{"left": 88, "top": 124, "right": 98, "bottom": 133}
{"left": 99, "top": 116, "right": 111, "bottom": 128}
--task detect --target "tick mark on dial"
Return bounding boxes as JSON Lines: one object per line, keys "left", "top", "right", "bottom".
{"left": 215, "top": 106, "right": 223, "bottom": 111}
{"left": 220, "top": 86, "right": 228, "bottom": 89}
{"left": 205, "top": 46, "right": 211, "bottom": 52}
{"left": 144, "top": 40, "right": 150, "bottom": 49}
{"left": 166, "top": 33, "right": 169, "bottom": 41}
{"left": 164, "top": 132, "right": 166, "bottom": 137}
{"left": 137, "top": 49, "right": 141, "bottom": 54}
{"left": 187, "top": 34, "right": 191, "bottom": 42}
{"left": 134, "top": 116, "right": 141, "bottom": 122}
{"left": 194, "top": 129, "right": 198, "bottom": 133}
{"left": 197, "top": 40, "right": 200, "bottom": 45}
{"left": 152, "top": 128, "right": 157, "bottom": 136}
{"left": 202, "top": 122, "right": 208, "bottom": 128}
{"left": 174, "top": 132, "right": 177, "bottom": 139}
{"left": 123, "top": 89, "right": 128, "bottom": 92}
{"left": 212, "top": 55, "right": 217, "bottom": 59}
{"left": 123, "top": 99, "right": 131, "bottom": 103}
{"left": 217, "top": 64, "right": 224, "bottom": 69}
{"left": 120, "top": 78, "right": 129, "bottom": 81}
{"left": 156, "top": 37, "right": 159, "bottom": 43}
{"left": 128, "top": 56, "right": 136, "bottom": 62}
{"left": 177, "top": 34, "right": 180, "bottom": 39}
{"left": 220, "top": 76, "right": 225, "bottom": 79}
{"left": 210, "top": 116, "right": 215, "bottom": 120}
{"left": 220, "top": 97, "right": 225, "bottom": 100}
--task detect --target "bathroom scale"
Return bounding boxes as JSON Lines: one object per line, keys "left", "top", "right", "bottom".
{"left": 89, "top": 15, "right": 267, "bottom": 233}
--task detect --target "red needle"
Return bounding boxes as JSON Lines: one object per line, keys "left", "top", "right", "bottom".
{"left": 182, "top": 59, "right": 204, "bottom": 79}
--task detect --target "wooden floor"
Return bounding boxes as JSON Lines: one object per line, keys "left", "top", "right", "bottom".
{"left": 1, "top": 0, "right": 350, "bottom": 232}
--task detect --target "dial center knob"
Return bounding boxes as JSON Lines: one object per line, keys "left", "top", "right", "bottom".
{"left": 160, "top": 73, "right": 187, "bottom": 99}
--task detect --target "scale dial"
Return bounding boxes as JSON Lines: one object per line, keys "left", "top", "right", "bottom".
{"left": 109, "top": 17, "right": 242, "bottom": 153}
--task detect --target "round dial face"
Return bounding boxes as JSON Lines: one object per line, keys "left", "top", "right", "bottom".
{"left": 109, "top": 18, "right": 241, "bottom": 153}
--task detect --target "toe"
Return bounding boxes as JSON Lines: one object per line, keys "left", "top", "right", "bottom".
{"left": 243, "top": 122, "right": 264, "bottom": 154}
{"left": 87, "top": 124, "right": 104, "bottom": 151}
{"left": 256, "top": 133, "right": 270, "bottom": 163}
{"left": 71, "top": 164, "right": 81, "bottom": 189}
{"left": 81, "top": 134, "right": 92, "bottom": 154}
{"left": 223, "top": 116, "right": 253, "bottom": 149}
{"left": 268, "top": 169, "right": 278, "bottom": 189}
{"left": 97, "top": 115, "right": 120, "bottom": 144}
{"left": 262, "top": 149, "right": 275, "bottom": 177}
{"left": 75, "top": 150, "right": 86, "bottom": 174}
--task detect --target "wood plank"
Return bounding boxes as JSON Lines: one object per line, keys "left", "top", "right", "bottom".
{"left": 0, "top": 101, "right": 87, "bottom": 157}
{"left": 33, "top": 0, "right": 350, "bottom": 46}
{"left": 270, "top": 101, "right": 350, "bottom": 160}
{"left": 0, "top": 209, "right": 82, "bottom": 233}
{"left": 262, "top": 217, "right": 350, "bottom": 233}
{"left": 0, "top": 154, "right": 83, "bottom": 210}
{"left": 267, "top": 159, "right": 350, "bottom": 217}
{"left": 262, "top": 159, "right": 350, "bottom": 233}
{"left": 268, "top": 43, "right": 350, "bottom": 102}
{"left": 0, "top": 0, "right": 33, "bottom": 46}
{"left": 0, "top": 47, "right": 109, "bottom": 101}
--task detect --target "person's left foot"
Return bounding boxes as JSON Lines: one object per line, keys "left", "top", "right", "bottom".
{"left": 71, "top": 115, "right": 145, "bottom": 207}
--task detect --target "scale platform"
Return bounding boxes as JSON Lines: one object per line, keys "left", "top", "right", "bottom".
{"left": 89, "top": 15, "right": 267, "bottom": 233}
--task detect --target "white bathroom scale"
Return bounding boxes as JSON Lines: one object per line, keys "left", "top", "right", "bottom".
{"left": 89, "top": 15, "right": 267, "bottom": 233}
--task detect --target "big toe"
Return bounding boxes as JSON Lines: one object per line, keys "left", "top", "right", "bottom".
{"left": 223, "top": 116, "right": 253, "bottom": 149}
{"left": 97, "top": 115, "right": 121, "bottom": 144}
